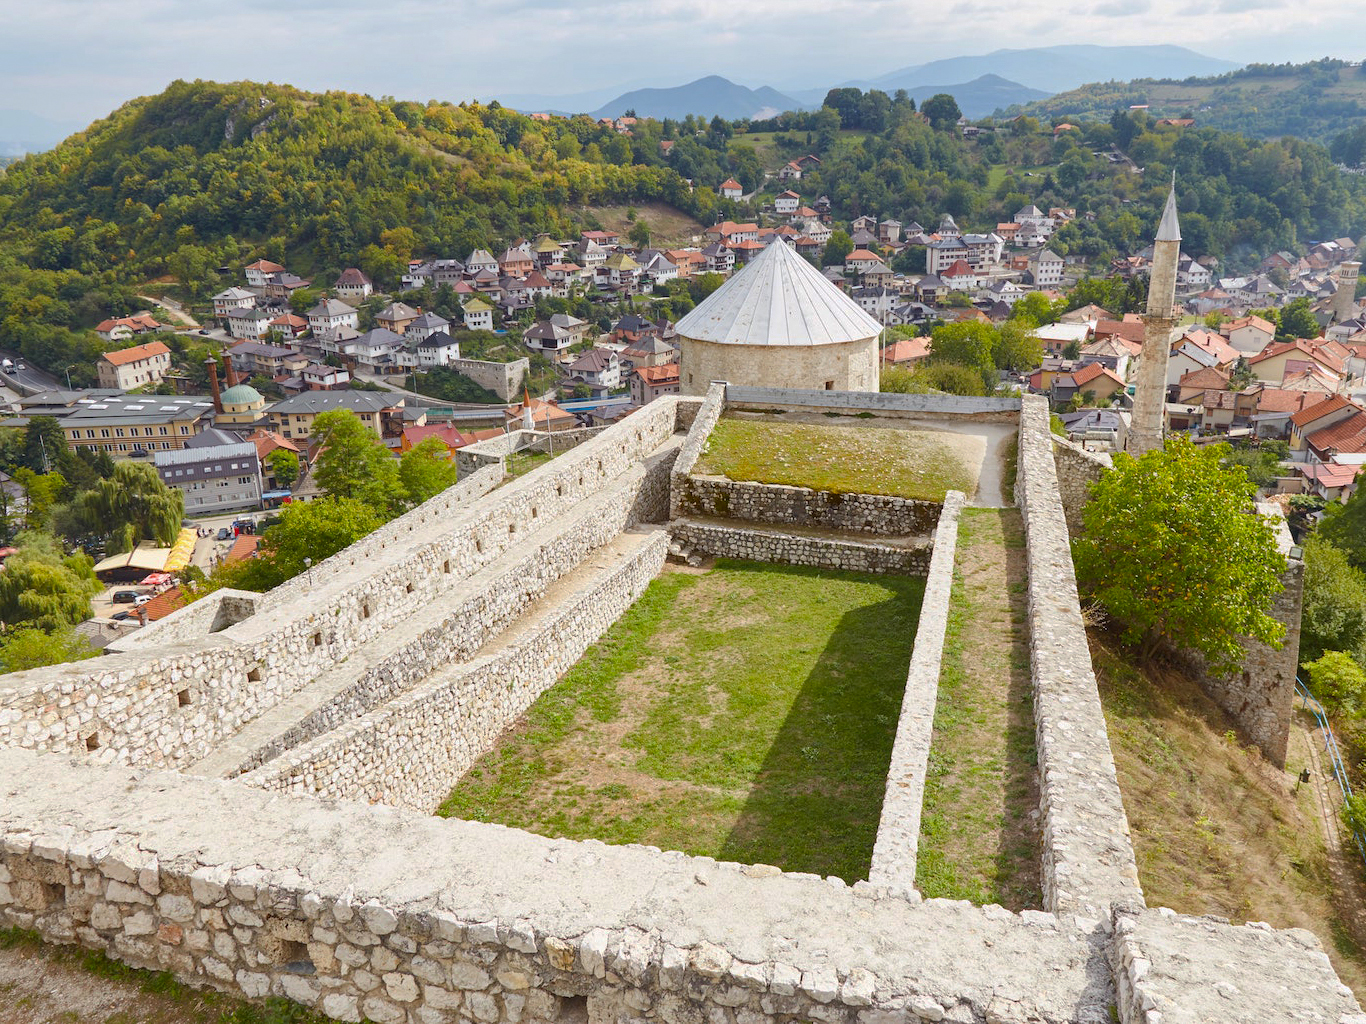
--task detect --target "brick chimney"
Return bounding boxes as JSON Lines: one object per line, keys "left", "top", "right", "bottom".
{"left": 205, "top": 357, "right": 223, "bottom": 414}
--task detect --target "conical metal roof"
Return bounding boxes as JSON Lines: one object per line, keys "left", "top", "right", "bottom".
{"left": 674, "top": 240, "right": 883, "bottom": 347}
{"left": 1157, "top": 177, "right": 1181, "bottom": 242}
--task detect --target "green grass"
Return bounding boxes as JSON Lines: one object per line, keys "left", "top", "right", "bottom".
{"left": 439, "top": 560, "right": 925, "bottom": 880}
{"left": 505, "top": 450, "right": 554, "bottom": 479}
{"left": 693, "top": 417, "right": 977, "bottom": 502}
{"left": 916, "top": 508, "right": 1041, "bottom": 908}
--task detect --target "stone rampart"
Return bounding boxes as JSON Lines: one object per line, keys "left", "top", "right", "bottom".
{"left": 226, "top": 474, "right": 660, "bottom": 778}
{"left": 0, "top": 748, "right": 1121, "bottom": 1024}
{"left": 869, "top": 491, "right": 965, "bottom": 890}
{"left": 1016, "top": 394, "right": 1143, "bottom": 919}
{"left": 668, "top": 382, "right": 727, "bottom": 519}
{"left": 668, "top": 520, "right": 931, "bottom": 576}
{"left": 1050, "top": 438, "right": 1111, "bottom": 537}
{"left": 676, "top": 477, "right": 941, "bottom": 537}
{"left": 0, "top": 399, "right": 685, "bottom": 772}
{"left": 1108, "top": 903, "right": 1361, "bottom": 1024}
{"left": 447, "top": 357, "right": 529, "bottom": 402}
{"left": 455, "top": 428, "right": 605, "bottom": 479}
{"left": 241, "top": 530, "right": 669, "bottom": 809}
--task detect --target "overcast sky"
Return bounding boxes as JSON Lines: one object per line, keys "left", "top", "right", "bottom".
{"left": 1, "top": 0, "right": 1357, "bottom": 125}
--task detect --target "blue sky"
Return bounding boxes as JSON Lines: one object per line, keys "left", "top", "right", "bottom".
{"left": 0, "top": 0, "right": 1355, "bottom": 124}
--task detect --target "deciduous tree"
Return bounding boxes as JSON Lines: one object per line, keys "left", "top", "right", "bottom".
{"left": 1073, "top": 436, "right": 1287, "bottom": 672}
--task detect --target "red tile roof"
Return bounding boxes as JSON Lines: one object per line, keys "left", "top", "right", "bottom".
{"left": 635, "top": 363, "right": 680, "bottom": 385}
{"left": 1290, "top": 394, "right": 1355, "bottom": 427}
{"left": 101, "top": 339, "right": 170, "bottom": 365}
{"left": 1308, "top": 412, "right": 1366, "bottom": 455}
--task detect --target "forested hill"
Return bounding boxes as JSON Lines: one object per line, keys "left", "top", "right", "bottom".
{"left": 2, "top": 78, "right": 1366, "bottom": 377}
{"left": 1000, "top": 58, "right": 1366, "bottom": 147}
{"left": 0, "top": 79, "right": 718, "bottom": 285}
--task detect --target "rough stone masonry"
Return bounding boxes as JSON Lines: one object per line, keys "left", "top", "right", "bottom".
{"left": 0, "top": 389, "right": 1358, "bottom": 1024}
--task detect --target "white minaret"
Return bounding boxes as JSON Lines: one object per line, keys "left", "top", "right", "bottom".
{"left": 1125, "top": 178, "right": 1182, "bottom": 457}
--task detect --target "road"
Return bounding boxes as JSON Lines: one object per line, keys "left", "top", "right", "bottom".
{"left": 0, "top": 352, "right": 62, "bottom": 395}
{"left": 137, "top": 294, "right": 200, "bottom": 329}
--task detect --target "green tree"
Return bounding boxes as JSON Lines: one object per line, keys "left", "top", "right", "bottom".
{"left": 310, "top": 408, "right": 404, "bottom": 516}
{"left": 0, "top": 625, "right": 97, "bottom": 671}
{"left": 20, "top": 416, "right": 70, "bottom": 475}
{"left": 1073, "top": 436, "right": 1287, "bottom": 671}
{"left": 399, "top": 437, "right": 459, "bottom": 506}
{"left": 226, "top": 497, "right": 385, "bottom": 592}
{"left": 1300, "top": 536, "right": 1366, "bottom": 664}
{"left": 928, "top": 321, "right": 998, "bottom": 391}
{"left": 266, "top": 449, "right": 300, "bottom": 489}
{"left": 73, "top": 461, "right": 183, "bottom": 554}
{"left": 0, "top": 532, "right": 101, "bottom": 632}
{"left": 628, "top": 220, "right": 651, "bottom": 249}
{"left": 1277, "top": 296, "right": 1321, "bottom": 341}
{"left": 13, "top": 469, "right": 66, "bottom": 531}
{"left": 920, "top": 94, "right": 963, "bottom": 131}
{"left": 1317, "top": 483, "right": 1366, "bottom": 568}
{"left": 995, "top": 321, "right": 1043, "bottom": 372}
{"left": 821, "top": 230, "right": 854, "bottom": 268}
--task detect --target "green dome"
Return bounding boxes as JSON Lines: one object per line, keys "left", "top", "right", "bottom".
{"left": 220, "top": 383, "right": 263, "bottom": 406}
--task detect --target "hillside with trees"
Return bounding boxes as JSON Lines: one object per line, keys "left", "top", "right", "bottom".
{"left": 1001, "top": 58, "right": 1366, "bottom": 148}
{"left": 2, "top": 78, "right": 1366, "bottom": 386}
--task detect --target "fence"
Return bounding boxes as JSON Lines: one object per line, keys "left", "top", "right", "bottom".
{"left": 1295, "top": 676, "right": 1366, "bottom": 865}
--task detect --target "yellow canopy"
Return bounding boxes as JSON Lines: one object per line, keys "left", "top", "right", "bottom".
{"left": 162, "top": 528, "right": 197, "bottom": 573}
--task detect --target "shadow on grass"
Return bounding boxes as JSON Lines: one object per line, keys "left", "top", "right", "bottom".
{"left": 711, "top": 562, "right": 924, "bottom": 881}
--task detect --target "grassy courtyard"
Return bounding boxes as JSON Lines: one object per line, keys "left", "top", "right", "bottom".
{"left": 693, "top": 417, "right": 978, "bottom": 502}
{"left": 439, "top": 560, "right": 925, "bottom": 880}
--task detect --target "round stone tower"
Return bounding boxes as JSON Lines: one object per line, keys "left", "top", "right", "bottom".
{"left": 674, "top": 240, "right": 883, "bottom": 396}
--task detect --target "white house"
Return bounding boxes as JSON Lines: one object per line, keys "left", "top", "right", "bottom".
{"left": 405, "top": 311, "right": 451, "bottom": 343}
{"left": 774, "top": 190, "right": 801, "bottom": 215}
{"left": 464, "top": 249, "right": 499, "bottom": 276}
{"left": 334, "top": 267, "right": 373, "bottom": 299}
{"left": 213, "top": 288, "right": 256, "bottom": 319}
{"left": 719, "top": 178, "right": 744, "bottom": 200}
{"left": 462, "top": 298, "right": 494, "bottom": 332}
{"left": 566, "top": 347, "right": 621, "bottom": 390}
{"left": 244, "top": 259, "right": 285, "bottom": 289}
{"left": 413, "top": 331, "right": 462, "bottom": 367}
{"left": 306, "top": 298, "right": 360, "bottom": 336}
{"left": 228, "top": 307, "right": 275, "bottom": 340}
{"left": 1031, "top": 249, "right": 1065, "bottom": 289}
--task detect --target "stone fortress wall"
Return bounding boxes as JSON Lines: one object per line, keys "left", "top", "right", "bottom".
{"left": 0, "top": 388, "right": 1356, "bottom": 1024}
{"left": 447, "top": 356, "right": 530, "bottom": 402}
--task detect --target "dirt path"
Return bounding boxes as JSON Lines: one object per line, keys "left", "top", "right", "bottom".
{"left": 136, "top": 295, "right": 199, "bottom": 329}
{"left": 1294, "top": 712, "right": 1366, "bottom": 947}
{"left": 916, "top": 507, "right": 1042, "bottom": 908}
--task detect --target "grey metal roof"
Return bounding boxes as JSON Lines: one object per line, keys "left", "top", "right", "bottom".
{"left": 267, "top": 391, "right": 395, "bottom": 415}
{"left": 155, "top": 441, "right": 257, "bottom": 467}
{"left": 674, "top": 239, "right": 882, "bottom": 348}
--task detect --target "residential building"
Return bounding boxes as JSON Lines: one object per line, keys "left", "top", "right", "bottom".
{"left": 263, "top": 272, "right": 312, "bottom": 300}
{"left": 462, "top": 299, "right": 494, "bottom": 332}
{"left": 228, "top": 340, "right": 307, "bottom": 379}
{"left": 306, "top": 298, "right": 360, "bottom": 336}
{"left": 405, "top": 312, "right": 451, "bottom": 343}
{"left": 774, "top": 190, "right": 801, "bottom": 215}
{"left": 1222, "top": 314, "right": 1276, "bottom": 355}
{"left": 155, "top": 439, "right": 262, "bottom": 514}
{"left": 95, "top": 313, "right": 162, "bottom": 342}
{"left": 524, "top": 320, "right": 576, "bottom": 353}
{"left": 375, "top": 302, "right": 421, "bottom": 335}
{"left": 227, "top": 307, "right": 275, "bottom": 340}
{"left": 244, "top": 259, "right": 286, "bottom": 289}
{"left": 630, "top": 363, "right": 680, "bottom": 404}
{"left": 97, "top": 340, "right": 172, "bottom": 390}
{"left": 265, "top": 391, "right": 399, "bottom": 441}
{"left": 719, "top": 178, "right": 743, "bottom": 200}
{"left": 334, "top": 268, "right": 373, "bottom": 299}
{"left": 213, "top": 288, "right": 256, "bottom": 319}
{"left": 1031, "top": 249, "right": 1065, "bottom": 289}
{"left": 465, "top": 249, "right": 499, "bottom": 275}
{"left": 412, "top": 331, "right": 461, "bottom": 367}
{"left": 565, "top": 348, "right": 621, "bottom": 391}
{"left": 299, "top": 364, "right": 350, "bottom": 390}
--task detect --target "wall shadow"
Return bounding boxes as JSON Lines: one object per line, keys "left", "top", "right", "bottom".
{"left": 712, "top": 561, "right": 924, "bottom": 881}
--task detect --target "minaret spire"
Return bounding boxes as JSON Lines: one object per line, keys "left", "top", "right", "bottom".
{"left": 1125, "top": 176, "right": 1182, "bottom": 456}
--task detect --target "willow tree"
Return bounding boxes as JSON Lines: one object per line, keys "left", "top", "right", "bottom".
{"left": 0, "top": 533, "right": 102, "bottom": 632}
{"left": 74, "top": 461, "right": 184, "bottom": 554}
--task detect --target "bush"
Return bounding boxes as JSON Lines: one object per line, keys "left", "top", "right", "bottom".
{"left": 1303, "top": 650, "right": 1366, "bottom": 715}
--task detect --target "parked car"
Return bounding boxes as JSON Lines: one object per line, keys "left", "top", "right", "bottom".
{"left": 133, "top": 594, "right": 153, "bottom": 607}
{"left": 111, "top": 590, "right": 141, "bottom": 604}
{"left": 111, "top": 611, "right": 132, "bottom": 621}
{"left": 216, "top": 527, "right": 232, "bottom": 541}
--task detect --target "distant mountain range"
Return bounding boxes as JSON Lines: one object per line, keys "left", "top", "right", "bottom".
{"left": 499, "top": 45, "right": 1240, "bottom": 123}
